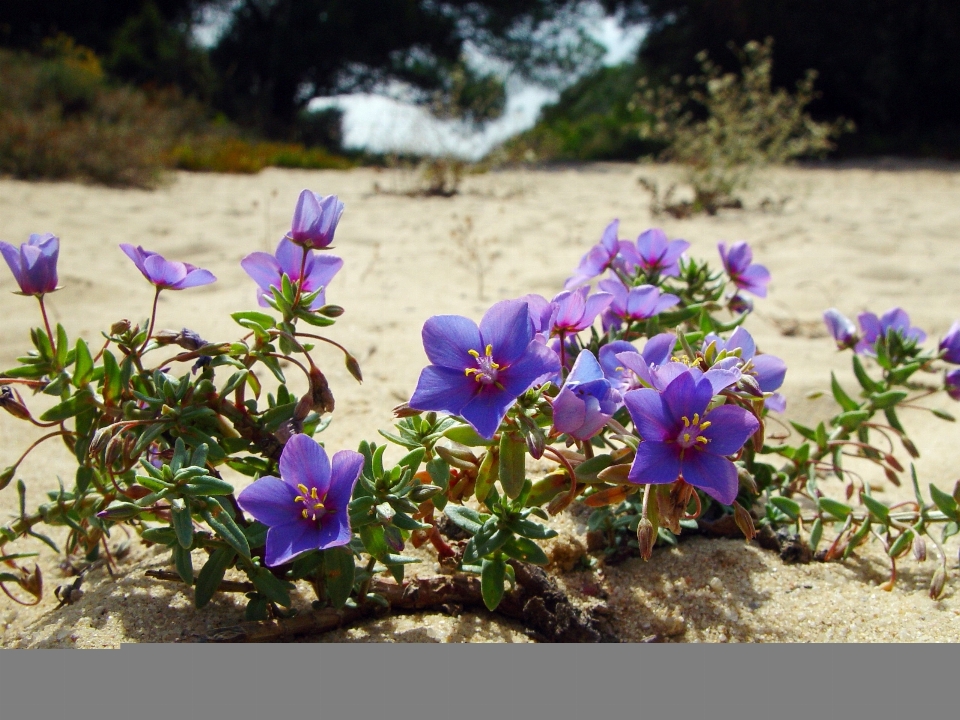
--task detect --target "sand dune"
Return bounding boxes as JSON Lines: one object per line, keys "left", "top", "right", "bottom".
{"left": 1, "top": 162, "right": 958, "bottom": 645}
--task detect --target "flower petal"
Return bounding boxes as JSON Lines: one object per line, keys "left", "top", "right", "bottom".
{"left": 751, "top": 354, "right": 787, "bottom": 392}
{"left": 237, "top": 475, "right": 298, "bottom": 527}
{"left": 628, "top": 441, "right": 681, "bottom": 485}
{"left": 623, "top": 388, "right": 673, "bottom": 441}
{"left": 421, "top": 315, "right": 482, "bottom": 369}
{"left": 317, "top": 510, "right": 353, "bottom": 550}
{"left": 240, "top": 252, "right": 281, "bottom": 291}
{"left": 480, "top": 299, "right": 533, "bottom": 366}
{"left": 171, "top": 268, "right": 216, "bottom": 289}
{"left": 460, "top": 386, "right": 516, "bottom": 439}
{"left": 701, "top": 404, "right": 760, "bottom": 455}
{"left": 409, "top": 365, "right": 478, "bottom": 415}
{"left": 264, "top": 521, "right": 323, "bottom": 566}
{"left": 680, "top": 452, "right": 738, "bottom": 505}
{"left": 280, "top": 434, "right": 331, "bottom": 498}
{"left": 325, "top": 450, "right": 364, "bottom": 511}
{"left": 642, "top": 333, "right": 676, "bottom": 366}
{"left": 498, "top": 341, "right": 561, "bottom": 397}
{"left": 143, "top": 254, "right": 187, "bottom": 287}
{"left": 660, "top": 371, "right": 713, "bottom": 427}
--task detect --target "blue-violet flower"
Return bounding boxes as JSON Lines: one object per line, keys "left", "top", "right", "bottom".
{"left": 0, "top": 233, "right": 60, "bottom": 296}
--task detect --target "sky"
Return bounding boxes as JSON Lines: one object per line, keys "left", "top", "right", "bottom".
{"left": 193, "top": 3, "right": 646, "bottom": 159}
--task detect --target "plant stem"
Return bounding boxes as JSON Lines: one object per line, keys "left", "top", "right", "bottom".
{"left": 138, "top": 287, "right": 162, "bottom": 355}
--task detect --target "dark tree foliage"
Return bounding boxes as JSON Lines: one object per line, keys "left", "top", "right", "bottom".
{"left": 607, "top": 0, "right": 960, "bottom": 155}
{"left": 208, "top": 0, "right": 592, "bottom": 136}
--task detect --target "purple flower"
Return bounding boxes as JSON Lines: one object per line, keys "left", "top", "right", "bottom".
{"left": 409, "top": 299, "right": 561, "bottom": 438}
{"left": 718, "top": 241, "right": 770, "bottom": 298}
{"left": 855, "top": 308, "right": 926, "bottom": 355}
{"left": 939, "top": 321, "right": 960, "bottom": 364}
{"left": 241, "top": 238, "right": 343, "bottom": 311}
{"left": 564, "top": 219, "right": 622, "bottom": 289}
{"left": 705, "top": 327, "right": 787, "bottom": 412}
{"left": 623, "top": 371, "right": 760, "bottom": 505}
{"left": 289, "top": 190, "right": 344, "bottom": 249}
{"left": 548, "top": 286, "right": 613, "bottom": 335}
{"left": 599, "top": 334, "right": 675, "bottom": 394}
{"left": 0, "top": 233, "right": 60, "bottom": 296}
{"left": 823, "top": 309, "right": 858, "bottom": 349}
{"left": 945, "top": 368, "right": 960, "bottom": 401}
{"left": 237, "top": 434, "right": 362, "bottom": 566}
{"left": 552, "top": 350, "right": 622, "bottom": 440}
{"left": 598, "top": 279, "right": 679, "bottom": 330}
{"left": 120, "top": 244, "right": 216, "bottom": 290}
{"left": 621, "top": 229, "right": 689, "bottom": 278}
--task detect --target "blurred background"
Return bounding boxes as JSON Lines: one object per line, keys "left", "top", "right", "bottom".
{"left": 1, "top": 1, "right": 959, "bottom": 186}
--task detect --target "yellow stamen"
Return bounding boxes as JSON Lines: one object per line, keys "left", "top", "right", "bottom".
{"left": 692, "top": 413, "right": 700, "bottom": 425}
{"left": 312, "top": 502, "right": 325, "bottom": 510}
{"left": 696, "top": 436, "right": 709, "bottom": 445}
{"left": 485, "top": 344, "right": 494, "bottom": 357}
{"left": 302, "top": 509, "right": 309, "bottom": 519}
{"left": 683, "top": 433, "right": 691, "bottom": 443}
{"left": 699, "top": 421, "right": 712, "bottom": 431}
{"left": 297, "top": 483, "right": 309, "bottom": 495}
{"left": 310, "top": 487, "right": 318, "bottom": 499}
{"left": 295, "top": 495, "right": 305, "bottom": 503}
{"left": 468, "top": 349, "right": 480, "bottom": 358}
{"left": 682, "top": 417, "right": 690, "bottom": 427}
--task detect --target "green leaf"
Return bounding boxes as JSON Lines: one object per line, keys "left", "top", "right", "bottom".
{"left": 770, "top": 496, "right": 801, "bottom": 520}
{"left": 75, "top": 466, "right": 95, "bottom": 493}
{"left": 201, "top": 500, "right": 251, "bottom": 558}
{"left": 498, "top": 432, "right": 526, "bottom": 499}
{"left": 830, "top": 372, "right": 859, "bottom": 412}
{"left": 443, "top": 504, "right": 485, "bottom": 536}
{"left": 294, "top": 309, "right": 335, "bottom": 327}
{"left": 102, "top": 350, "right": 123, "bottom": 405}
{"left": 194, "top": 547, "right": 236, "bottom": 609}
{"left": 183, "top": 476, "right": 236, "bottom": 496}
{"left": 323, "top": 547, "right": 356, "bottom": 609}
{"left": 888, "top": 361, "right": 922, "bottom": 384}
{"left": 359, "top": 524, "right": 389, "bottom": 560}
{"left": 574, "top": 453, "right": 614, "bottom": 481}
{"left": 474, "top": 448, "right": 498, "bottom": 504}
{"left": 501, "top": 536, "right": 549, "bottom": 565}
{"left": 789, "top": 422, "right": 817, "bottom": 442}
{"left": 833, "top": 410, "right": 870, "bottom": 430}
{"left": 815, "top": 422, "right": 828, "bottom": 451}
{"left": 505, "top": 517, "right": 558, "bottom": 540}
{"left": 249, "top": 566, "right": 293, "bottom": 607}
{"left": 442, "top": 424, "right": 494, "bottom": 447}
{"left": 929, "top": 484, "right": 959, "bottom": 520}
{"left": 172, "top": 544, "right": 194, "bottom": 585}
{"left": 72, "top": 339, "right": 94, "bottom": 387}
{"left": 852, "top": 355, "right": 880, "bottom": 392}
{"left": 396, "top": 447, "right": 426, "bottom": 475}
{"left": 471, "top": 527, "right": 512, "bottom": 559}
{"left": 861, "top": 494, "right": 890, "bottom": 523}
{"left": 141, "top": 527, "right": 177, "bottom": 545}
{"left": 171, "top": 500, "right": 194, "bottom": 549}
{"left": 480, "top": 556, "right": 507, "bottom": 611}
{"left": 808, "top": 518, "right": 823, "bottom": 552}
{"left": 38, "top": 393, "right": 89, "bottom": 422}
{"left": 931, "top": 409, "right": 956, "bottom": 422}
{"left": 870, "top": 390, "right": 908, "bottom": 410}
{"left": 818, "top": 497, "right": 853, "bottom": 521}
{"left": 231, "top": 310, "right": 276, "bottom": 329}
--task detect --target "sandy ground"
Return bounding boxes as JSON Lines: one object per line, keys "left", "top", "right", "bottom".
{"left": 1, "top": 161, "right": 959, "bottom": 646}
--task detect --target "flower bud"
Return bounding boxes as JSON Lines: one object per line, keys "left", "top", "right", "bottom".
{"left": 737, "top": 466, "right": 759, "bottom": 495}
{"left": 0, "top": 387, "right": 31, "bottom": 421}
{"left": 294, "top": 393, "right": 313, "bottom": 421}
{"left": 110, "top": 319, "right": 131, "bottom": 335}
{"left": 344, "top": 354, "right": 363, "bottom": 383}
{"left": 913, "top": 535, "right": 927, "bottom": 563}
{"left": 733, "top": 501, "right": 757, "bottom": 541}
{"left": 392, "top": 402, "right": 421, "bottom": 418}
{"left": 435, "top": 443, "right": 479, "bottom": 468}
{"left": 0, "top": 465, "right": 15, "bottom": 491}
{"left": 637, "top": 518, "right": 656, "bottom": 561}
{"left": 308, "top": 366, "right": 335, "bottom": 413}
{"left": 96, "top": 501, "right": 143, "bottom": 521}
{"left": 409, "top": 484, "right": 444, "bottom": 503}
{"left": 318, "top": 304, "right": 344, "bottom": 318}
{"left": 929, "top": 567, "right": 946, "bottom": 600}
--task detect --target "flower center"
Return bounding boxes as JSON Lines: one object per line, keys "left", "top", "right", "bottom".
{"left": 676, "top": 413, "right": 711, "bottom": 450}
{"left": 465, "top": 344, "right": 502, "bottom": 386}
{"left": 294, "top": 483, "right": 327, "bottom": 522}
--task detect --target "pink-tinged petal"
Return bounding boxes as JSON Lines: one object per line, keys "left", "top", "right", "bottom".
{"left": 421, "top": 315, "right": 481, "bottom": 369}
{"left": 727, "top": 327, "right": 756, "bottom": 359}
{"left": 765, "top": 392, "right": 787, "bottom": 413}
{"left": 652, "top": 293, "right": 680, "bottom": 315}
{"left": 290, "top": 190, "right": 321, "bottom": 239}
{"left": 702, "top": 367, "right": 741, "bottom": 395}
{"left": 680, "top": 452, "right": 738, "bottom": 505}
{"left": 119, "top": 244, "right": 150, "bottom": 274}
{"left": 628, "top": 441, "right": 681, "bottom": 485}
{"left": 736, "top": 264, "right": 770, "bottom": 296}
{"left": 143, "top": 254, "right": 187, "bottom": 287}
{"left": 325, "top": 450, "right": 364, "bottom": 511}
{"left": 636, "top": 228, "right": 668, "bottom": 261}
{"left": 751, "top": 354, "right": 786, "bottom": 392}
{"left": 480, "top": 299, "right": 534, "bottom": 366}
{"left": 625, "top": 285, "right": 659, "bottom": 319}
{"left": 280, "top": 434, "right": 331, "bottom": 498}
{"left": 0, "top": 241, "right": 24, "bottom": 281}
{"left": 316, "top": 511, "right": 352, "bottom": 550}
{"left": 551, "top": 386, "right": 586, "bottom": 437}
{"left": 241, "top": 252, "right": 282, "bottom": 291}
{"left": 599, "top": 218, "right": 620, "bottom": 254}
{"left": 461, "top": 386, "right": 516, "bottom": 439}
{"left": 520, "top": 293, "right": 552, "bottom": 333}
{"left": 582, "top": 292, "right": 613, "bottom": 327}
{"left": 171, "top": 268, "right": 216, "bottom": 289}
{"left": 615, "top": 351, "right": 657, "bottom": 389}
{"left": 409, "top": 365, "right": 478, "bottom": 415}
{"left": 660, "top": 239, "right": 690, "bottom": 266}
{"left": 275, "top": 237, "right": 307, "bottom": 276}
{"left": 599, "top": 341, "right": 636, "bottom": 376}
{"left": 724, "top": 242, "right": 753, "bottom": 274}
{"left": 642, "top": 333, "right": 676, "bottom": 366}
{"left": 858, "top": 312, "right": 881, "bottom": 342}
{"left": 623, "top": 388, "right": 673, "bottom": 441}
{"left": 824, "top": 308, "right": 857, "bottom": 346}
{"left": 701, "top": 405, "right": 760, "bottom": 455}
{"left": 264, "top": 520, "right": 323, "bottom": 566}
{"left": 237, "top": 476, "right": 298, "bottom": 527}
{"left": 304, "top": 254, "right": 343, "bottom": 309}
{"left": 551, "top": 288, "right": 586, "bottom": 330}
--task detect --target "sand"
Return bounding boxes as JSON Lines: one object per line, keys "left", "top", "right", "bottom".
{"left": 1, "top": 161, "right": 958, "bottom": 646}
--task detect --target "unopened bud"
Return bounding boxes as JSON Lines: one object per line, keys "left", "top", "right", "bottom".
{"left": 383, "top": 524, "right": 405, "bottom": 552}
{"left": 104, "top": 433, "right": 126, "bottom": 467}
{"left": 294, "top": 394, "right": 313, "bottom": 421}
{"left": 435, "top": 443, "right": 479, "bottom": 470}
{"left": 308, "top": 366, "right": 335, "bottom": 413}
{"left": 88, "top": 429, "right": 112, "bottom": 457}
{"left": 737, "top": 466, "right": 759, "bottom": 495}
{"left": 901, "top": 437, "right": 920, "bottom": 458}
{"left": 111, "top": 319, "right": 131, "bottom": 335}
{"left": 929, "top": 567, "right": 946, "bottom": 600}
{"left": 20, "top": 564, "right": 42, "bottom": 599}
{"left": 345, "top": 354, "right": 363, "bottom": 383}
{"left": 0, "top": 386, "right": 32, "bottom": 421}
{"left": 318, "top": 304, "right": 344, "bottom": 318}
{"left": 738, "top": 374, "right": 764, "bottom": 397}
{"left": 913, "top": 535, "right": 927, "bottom": 563}
{"left": 0, "top": 465, "right": 15, "bottom": 491}
{"left": 637, "top": 518, "right": 656, "bottom": 561}
{"left": 884, "top": 454, "right": 904, "bottom": 472}
{"left": 153, "top": 330, "right": 181, "bottom": 345}
{"left": 409, "top": 484, "right": 444, "bottom": 502}
{"left": 733, "top": 501, "right": 757, "bottom": 542}
{"left": 883, "top": 467, "right": 901, "bottom": 486}
{"left": 96, "top": 501, "right": 143, "bottom": 521}
{"left": 392, "top": 402, "right": 421, "bottom": 418}
{"left": 953, "top": 480, "right": 960, "bottom": 505}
